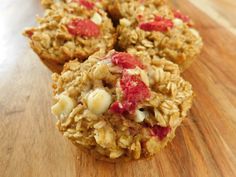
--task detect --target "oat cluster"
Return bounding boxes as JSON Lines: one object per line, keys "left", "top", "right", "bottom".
{"left": 23, "top": 0, "right": 203, "bottom": 161}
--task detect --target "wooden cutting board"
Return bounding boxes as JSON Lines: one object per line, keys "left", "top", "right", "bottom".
{"left": 0, "top": 0, "right": 236, "bottom": 177}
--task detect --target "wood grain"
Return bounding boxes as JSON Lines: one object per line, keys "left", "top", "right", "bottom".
{"left": 0, "top": 0, "right": 236, "bottom": 177}
{"left": 186, "top": 0, "right": 236, "bottom": 35}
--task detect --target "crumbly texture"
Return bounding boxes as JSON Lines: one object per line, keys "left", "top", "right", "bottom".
{"left": 24, "top": 2, "right": 116, "bottom": 64}
{"left": 51, "top": 50, "right": 193, "bottom": 161}
{"left": 41, "top": 0, "right": 109, "bottom": 9}
{"left": 116, "top": 3, "right": 203, "bottom": 71}
{"left": 107, "top": 0, "right": 167, "bottom": 22}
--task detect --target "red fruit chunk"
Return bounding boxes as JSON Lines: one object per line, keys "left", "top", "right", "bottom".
{"left": 136, "top": 14, "right": 144, "bottom": 22}
{"left": 120, "top": 72, "right": 150, "bottom": 102}
{"left": 67, "top": 19, "right": 100, "bottom": 37}
{"left": 111, "top": 52, "right": 144, "bottom": 69}
{"left": 120, "top": 72, "right": 150, "bottom": 112}
{"left": 73, "top": 0, "right": 95, "bottom": 9}
{"left": 110, "top": 101, "right": 125, "bottom": 114}
{"left": 25, "top": 30, "right": 34, "bottom": 38}
{"left": 139, "top": 17, "right": 173, "bottom": 32}
{"left": 151, "top": 125, "right": 171, "bottom": 140}
{"left": 110, "top": 72, "right": 150, "bottom": 114}
{"left": 154, "top": 16, "right": 163, "bottom": 22}
{"left": 173, "top": 9, "right": 190, "bottom": 23}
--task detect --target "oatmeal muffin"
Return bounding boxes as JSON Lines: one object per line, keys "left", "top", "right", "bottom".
{"left": 24, "top": 2, "right": 116, "bottom": 68}
{"left": 51, "top": 50, "right": 193, "bottom": 161}
{"left": 117, "top": 5, "right": 203, "bottom": 71}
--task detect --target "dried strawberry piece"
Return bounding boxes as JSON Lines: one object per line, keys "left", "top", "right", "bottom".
{"left": 136, "top": 14, "right": 144, "bottom": 22}
{"left": 120, "top": 72, "right": 150, "bottom": 102}
{"left": 173, "top": 9, "right": 190, "bottom": 23}
{"left": 121, "top": 72, "right": 150, "bottom": 112}
{"left": 73, "top": 0, "right": 95, "bottom": 9}
{"left": 25, "top": 30, "right": 34, "bottom": 38}
{"left": 110, "top": 72, "right": 150, "bottom": 114}
{"left": 67, "top": 19, "right": 100, "bottom": 37}
{"left": 139, "top": 17, "right": 173, "bottom": 32}
{"left": 151, "top": 125, "right": 171, "bottom": 140}
{"left": 110, "top": 101, "right": 125, "bottom": 114}
{"left": 123, "top": 100, "right": 138, "bottom": 114}
{"left": 111, "top": 52, "right": 144, "bottom": 69}
{"left": 154, "top": 16, "right": 164, "bottom": 22}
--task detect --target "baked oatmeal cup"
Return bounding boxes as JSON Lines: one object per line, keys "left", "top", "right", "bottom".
{"left": 117, "top": 5, "right": 203, "bottom": 71}
{"left": 24, "top": 2, "right": 116, "bottom": 71}
{"left": 51, "top": 50, "right": 193, "bottom": 161}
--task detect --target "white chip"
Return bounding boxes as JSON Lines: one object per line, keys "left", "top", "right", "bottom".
{"left": 87, "top": 88, "right": 112, "bottom": 115}
{"left": 189, "top": 28, "right": 200, "bottom": 38}
{"left": 91, "top": 12, "right": 103, "bottom": 25}
{"left": 120, "top": 18, "right": 131, "bottom": 27}
{"left": 138, "top": 5, "right": 145, "bottom": 12}
{"left": 135, "top": 109, "right": 148, "bottom": 123}
{"left": 173, "top": 18, "right": 183, "bottom": 27}
{"left": 95, "top": 2, "right": 103, "bottom": 9}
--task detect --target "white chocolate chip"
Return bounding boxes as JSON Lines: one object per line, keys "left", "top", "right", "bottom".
{"left": 189, "top": 28, "right": 202, "bottom": 45}
{"left": 120, "top": 18, "right": 131, "bottom": 27}
{"left": 138, "top": 5, "right": 145, "bottom": 12}
{"left": 87, "top": 88, "right": 112, "bottom": 115}
{"left": 95, "top": 2, "right": 103, "bottom": 9}
{"left": 51, "top": 95, "right": 75, "bottom": 117}
{"left": 135, "top": 109, "right": 148, "bottom": 123}
{"left": 189, "top": 28, "right": 200, "bottom": 38}
{"left": 173, "top": 18, "right": 183, "bottom": 27}
{"left": 91, "top": 12, "right": 103, "bottom": 25}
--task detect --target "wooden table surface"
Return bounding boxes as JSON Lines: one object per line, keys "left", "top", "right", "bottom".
{"left": 1, "top": 0, "right": 236, "bottom": 177}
